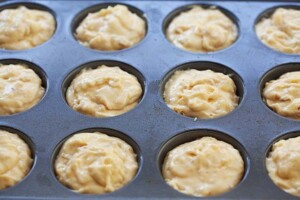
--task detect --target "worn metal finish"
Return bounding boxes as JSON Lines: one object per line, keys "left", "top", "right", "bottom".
{"left": 0, "top": 0, "right": 300, "bottom": 199}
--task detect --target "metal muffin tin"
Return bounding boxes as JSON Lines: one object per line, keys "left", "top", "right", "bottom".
{"left": 0, "top": 0, "right": 300, "bottom": 199}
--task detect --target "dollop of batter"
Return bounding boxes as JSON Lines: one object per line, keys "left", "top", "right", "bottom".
{"left": 55, "top": 132, "right": 138, "bottom": 194}
{"left": 0, "top": 130, "right": 32, "bottom": 190}
{"left": 162, "top": 137, "right": 244, "bottom": 197}
{"left": 164, "top": 69, "right": 238, "bottom": 119}
{"left": 75, "top": 5, "right": 146, "bottom": 51}
{"left": 263, "top": 71, "right": 300, "bottom": 120}
{"left": 0, "top": 64, "right": 45, "bottom": 115}
{"left": 256, "top": 8, "right": 300, "bottom": 54}
{"left": 66, "top": 65, "right": 142, "bottom": 117}
{"left": 266, "top": 136, "right": 300, "bottom": 196}
{"left": 0, "top": 6, "right": 55, "bottom": 50}
{"left": 166, "top": 6, "right": 237, "bottom": 52}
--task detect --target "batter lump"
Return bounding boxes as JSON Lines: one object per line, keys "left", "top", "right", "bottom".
{"left": 0, "top": 6, "right": 55, "bottom": 50}
{"left": 75, "top": 5, "right": 146, "bottom": 51}
{"left": 55, "top": 132, "right": 138, "bottom": 194}
{"left": 164, "top": 69, "right": 238, "bottom": 119}
{"left": 66, "top": 65, "right": 142, "bottom": 117}
{"left": 166, "top": 6, "right": 237, "bottom": 52}
{"left": 0, "top": 64, "right": 45, "bottom": 115}
{"left": 0, "top": 130, "right": 32, "bottom": 190}
{"left": 266, "top": 136, "right": 300, "bottom": 196}
{"left": 263, "top": 71, "right": 300, "bottom": 120}
{"left": 162, "top": 136, "right": 244, "bottom": 197}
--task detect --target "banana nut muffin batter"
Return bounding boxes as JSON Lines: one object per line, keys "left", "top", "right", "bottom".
{"left": 162, "top": 136, "right": 244, "bottom": 197}
{"left": 66, "top": 65, "right": 142, "bottom": 117}
{"left": 75, "top": 5, "right": 146, "bottom": 51}
{"left": 263, "top": 71, "right": 300, "bottom": 120}
{"left": 55, "top": 132, "right": 138, "bottom": 194}
{"left": 267, "top": 136, "right": 300, "bottom": 196}
{"left": 256, "top": 8, "right": 300, "bottom": 54}
{"left": 0, "top": 64, "right": 45, "bottom": 115}
{"left": 0, "top": 6, "right": 55, "bottom": 50}
{"left": 164, "top": 69, "right": 238, "bottom": 119}
{"left": 0, "top": 130, "right": 33, "bottom": 190}
{"left": 166, "top": 6, "right": 237, "bottom": 52}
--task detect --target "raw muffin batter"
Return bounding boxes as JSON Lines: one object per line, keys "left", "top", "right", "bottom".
{"left": 0, "top": 130, "right": 33, "bottom": 190}
{"left": 166, "top": 6, "right": 237, "bottom": 52}
{"left": 266, "top": 136, "right": 300, "bottom": 196}
{"left": 256, "top": 8, "right": 300, "bottom": 54}
{"left": 162, "top": 136, "right": 244, "bottom": 197}
{"left": 55, "top": 132, "right": 138, "bottom": 194}
{"left": 263, "top": 71, "right": 300, "bottom": 119}
{"left": 66, "top": 65, "right": 142, "bottom": 117}
{"left": 0, "top": 64, "right": 45, "bottom": 115}
{"left": 75, "top": 5, "right": 146, "bottom": 51}
{"left": 0, "top": 6, "right": 55, "bottom": 50}
{"left": 164, "top": 69, "right": 238, "bottom": 119}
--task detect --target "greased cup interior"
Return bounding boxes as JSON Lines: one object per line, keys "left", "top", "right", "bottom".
{"left": 0, "top": 2, "right": 57, "bottom": 51}
{"left": 0, "top": 126, "right": 36, "bottom": 191}
{"left": 62, "top": 60, "right": 145, "bottom": 118}
{"left": 259, "top": 63, "right": 300, "bottom": 120}
{"left": 265, "top": 131, "right": 300, "bottom": 197}
{"left": 71, "top": 3, "right": 147, "bottom": 52}
{"left": 162, "top": 4, "right": 239, "bottom": 53}
{"left": 160, "top": 61, "right": 244, "bottom": 119}
{"left": 157, "top": 129, "right": 249, "bottom": 197}
{"left": 255, "top": 5, "right": 300, "bottom": 54}
{"left": 51, "top": 128, "right": 143, "bottom": 195}
{"left": 0, "top": 59, "right": 48, "bottom": 116}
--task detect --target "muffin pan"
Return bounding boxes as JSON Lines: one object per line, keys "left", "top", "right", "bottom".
{"left": 1, "top": 0, "right": 300, "bottom": 199}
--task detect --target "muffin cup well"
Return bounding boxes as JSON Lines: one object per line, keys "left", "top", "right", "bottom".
{"left": 71, "top": 2, "right": 148, "bottom": 52}
{"left": 160, "top": 61, "right": 245, "bottom": 119}
{"left": 62, "top": 60, "right": 146, "bottom": 118}
{"left": 259, "top": 62, "right": 300, "bottom": 120}
{"left": 51, "top": 127, "right": 143, "bottom": 195}
{"left": 157, "top": 129, "right": 250, "bottom": 197}
{"left": 0, "top": 126, "right": 36, "bottom": 191}
{"left": 0, "top": 59, "right": 48, "bottom": 116}
{"left": 254, "top": 5, "right": 300, "bottom": 55}
{"left": 0, "top": 2, "right": 57, "bottom": 51}
{"left": 162, "top": 3, "right": 240, "bottom": 53}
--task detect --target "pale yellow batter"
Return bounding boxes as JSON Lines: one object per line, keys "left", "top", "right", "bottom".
{"left": 256, "top": 8, "right": 300, "bottom": 54}
{"left": 0, "top": 6, "right": 55, "bottom": 50}
{"left": 0, "top": 64, "right": 45, "bottom": 115}
{"left": 162, "top": 136, "right": 244, "bottom": 197}
{"left": 55, "top": 132, "right": 138, "bottom": 194}
{"left": 166, "top": 6, "right": 237, "bottom": 52}
{"left": 266, "top": 136, "right": 300, "bottom": 196}
{"left": 263, "top": 71, "right": 300, "bottom": 120}
{"left": 75, "top": 5, "right": 146, "bottom": 51}
{"left": 66, "top": 65, "right": 142, "bottom": 117}
{"left": 164, "top": 69, "right": 238, "bottom": 119}
{"left": 0, "top": 130, "right": 32, "bottom": 190}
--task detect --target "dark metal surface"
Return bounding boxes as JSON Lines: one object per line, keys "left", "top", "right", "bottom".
{"left": 0, "top": 0, "right": 300, "bottom": 199}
